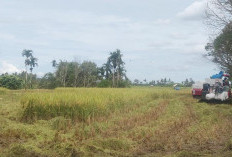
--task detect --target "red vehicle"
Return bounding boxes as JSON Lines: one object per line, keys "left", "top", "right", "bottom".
{"left": 192, "top": 88, "right": 202, "bottom": 99}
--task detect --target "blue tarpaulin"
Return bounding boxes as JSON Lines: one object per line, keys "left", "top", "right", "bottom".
{"left": 210, "top": 71, "right": 224, "bottom": 79}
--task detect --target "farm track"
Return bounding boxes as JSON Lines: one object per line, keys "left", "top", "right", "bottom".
{"left": 134, "top": 98, "right": 198, "bottom": 155}
{"left": 102, "top": 100, "right": 169, "bottom": 138}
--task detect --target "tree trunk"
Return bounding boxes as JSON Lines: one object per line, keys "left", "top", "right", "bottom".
{"left": 117, "top": 71, "right": 120, "bottom": 87}
{"left": 117, "top": 63, "right": 120, "bottom": 87}
{"left": 30, "top": 72, "right": 32, "bottom": 89}
{"left": 63, "top": 78, "right": 66, "bottom": 87}
{"left": 74, "top": 67, "right": 79, "bottom": 87}
{"left": 84, "top": 76, "right": 86, "bottom": 87}
{"left": 112, "top": 71, "right": 115, "bottom": 87}
{"left": 25, "top": 66, "right": 28, "bottom": 90}
{"left": 74, "top": 78, "right": 77, "bottom": 87}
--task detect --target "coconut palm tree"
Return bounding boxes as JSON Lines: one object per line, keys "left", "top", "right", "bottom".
{"left": 22, "top": 49, "right": 38, "bottom": 89}
{"left": 28, "top": 56, "right": 38, "bottom": 89}
{"left": 22, "top": 49, "right": 33, "bottom": 89}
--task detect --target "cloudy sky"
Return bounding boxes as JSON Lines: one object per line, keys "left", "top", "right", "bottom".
{"left": 0, "top": 0, "right": 219, "bottom": 82}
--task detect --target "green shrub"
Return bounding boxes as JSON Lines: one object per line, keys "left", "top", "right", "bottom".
{"left": 97, "top": 80, "right": 112, "bottom": 88}
{"left": 117, "top": 80, "right": 131, "bottom": 88}
{"left": 0, "top": 75, "right": 23, "bottom": 90}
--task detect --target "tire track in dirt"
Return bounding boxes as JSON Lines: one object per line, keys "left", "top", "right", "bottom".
{"left": 102, "top": 100, "right": 169, "bottom": 138}
{"left": 134, "top": 101, "right": 197, "bottom": 155}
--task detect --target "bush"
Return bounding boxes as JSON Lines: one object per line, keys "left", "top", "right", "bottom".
{"left": 118, "top": 80, "right": 131, "bottom": 88}
{"left": 0, "top": 75, "right": 23, "bottom": 90}
{"left": 97, "top": 80, "right": 131, "bottom": 88}
{"left": 97, "top": 80, "right": 112, "bottom": 88}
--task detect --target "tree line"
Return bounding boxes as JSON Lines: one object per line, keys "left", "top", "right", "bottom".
{"left": 0, "top": 47, "right": 196, "bottom": 90}
{"left": 132, "top": 78, "right": 194, "bottom": 87}
{"left": 0, "top": 49, "right": 130, "bottom": 89}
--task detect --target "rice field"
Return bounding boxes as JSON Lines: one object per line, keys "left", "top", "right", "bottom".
{"left": 20, "top": 88, "right": 176, "bottom": 122}
{"left": 1, "top": 87, "right": 232, "bottom": 156}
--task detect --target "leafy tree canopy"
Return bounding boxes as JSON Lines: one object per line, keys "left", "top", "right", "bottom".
{"left": 0, "top": 74, "right": 23, "bottom": 90}
{"left": 206, "top": 23, "right": 232, "bottom": 75}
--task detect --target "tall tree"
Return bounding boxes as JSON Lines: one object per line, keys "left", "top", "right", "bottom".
{"left": 22, "top": 49, "right": 37, "bottom": 89}
{"left": 103, "top": 60, "right": 112, "bottom": 80}
{"left": 28, "top": 55, "right": 38, "bottom": 89}
{"left": 206, "top": 0, "right": 232, "bottom": 29}
{"left": 205, "top": 23, "right": 232, "bottom": 75}
{"left": 22, "top": 49, "right": 32, "bottom": 89}
{"left": 56, "top": 60, "right": 68, "bottom": 87}
{"left": 80, "top": 61, "right": 98, "bottom": 87}
{"left": 29, "top": 56, "right": 38, "bottom": 73}
{"left": 107, "top": 49, "right": 125, "bottom": 87}
{"left": 73, "top": 61, "right": 81, "bottom": 87}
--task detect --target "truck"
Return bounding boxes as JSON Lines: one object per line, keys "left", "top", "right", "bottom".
{"left": 192, "top": 71, "right": 231, "bottom": 101}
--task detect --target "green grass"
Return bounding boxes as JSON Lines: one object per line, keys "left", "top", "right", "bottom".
{"left": 1, "top": 87, "right": 232, "bottom": 156}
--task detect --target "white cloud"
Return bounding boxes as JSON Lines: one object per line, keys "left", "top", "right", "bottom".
{"left": 148, "top": 41, "right": 173, "bottom": 49}
{"left": 159, "top": 65, "right": 190, "bottom": 72}
{"left": 177, "top": 0, "right": 207, "bottom": 21}
{"left": 0, "top": 61, "right": 21, "bottom": 74}
{"left": 0, "top": 33, "right": 15, "bottom": 40}
{"left": 190, "top": 43, "right": 206, "bottom": 52}
{"left": 154, "top": 19, "right": 171, "bottom": 25}
{"left": 170, "top": 33, "right": 186, "bottom": 40}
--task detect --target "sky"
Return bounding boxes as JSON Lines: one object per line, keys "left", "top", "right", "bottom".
{"left": 0, "top": 0, "right": 220, "bottom": 82}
